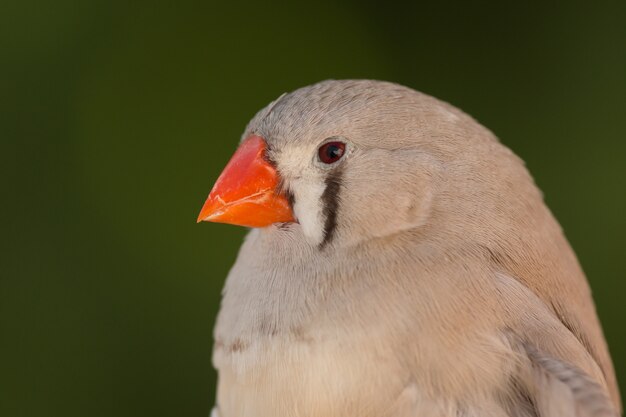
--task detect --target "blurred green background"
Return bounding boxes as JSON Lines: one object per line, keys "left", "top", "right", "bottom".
{"left": 2, "top": 1, "right": 625, "bottom": 416}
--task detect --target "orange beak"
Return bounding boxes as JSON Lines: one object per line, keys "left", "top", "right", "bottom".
{"left": 196, "top": 135, "right": 295, "bottom": 227}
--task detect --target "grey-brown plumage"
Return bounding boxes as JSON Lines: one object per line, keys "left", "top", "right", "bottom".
{"left": 208, "top": 80, "right": 620, "bottom": 417}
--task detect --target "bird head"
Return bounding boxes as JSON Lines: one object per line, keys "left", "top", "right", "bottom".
{"left": 198, "top": 80, "right": 534, "bottom": 250}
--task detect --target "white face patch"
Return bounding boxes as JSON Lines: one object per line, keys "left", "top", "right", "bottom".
{"left": 275, "top": 145, "right": 328, "bottom": 246}
{"left": 290, "top": 177, "right": 326, "bottom": 245}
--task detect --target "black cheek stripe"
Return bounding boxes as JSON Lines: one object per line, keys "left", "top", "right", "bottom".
{"left": 320, "top": 168, "right": 342, "bottom": 248}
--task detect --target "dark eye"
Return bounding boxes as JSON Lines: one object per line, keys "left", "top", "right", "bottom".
{"left": 318, "top": 141, "right": 346, "bottom": 164}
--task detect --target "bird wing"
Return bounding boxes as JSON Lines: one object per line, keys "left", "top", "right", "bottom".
{"left": 501, "top": 338, "right": 619, "bottom": 417}
{"left": 495, "top": 273, "right": 619, "bottom": 417}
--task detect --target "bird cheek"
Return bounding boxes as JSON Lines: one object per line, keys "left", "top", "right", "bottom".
{"left": 345, "top": 171, "right": 435, "bottom": 242}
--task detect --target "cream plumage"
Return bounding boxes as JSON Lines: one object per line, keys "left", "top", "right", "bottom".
{"left": 198, "top": 80, "right": 620, "bottom": 417}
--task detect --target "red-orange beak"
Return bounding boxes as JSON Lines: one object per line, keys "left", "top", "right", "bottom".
{"left": 197, "top": 135, "right": 295, "bottom": 227}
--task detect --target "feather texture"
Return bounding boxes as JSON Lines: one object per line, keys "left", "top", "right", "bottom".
{"left": 522, "top": 343, "right": 618, "bottom": 417}
{"left": 204, "top": 80, "right": 620, "bottom": 417}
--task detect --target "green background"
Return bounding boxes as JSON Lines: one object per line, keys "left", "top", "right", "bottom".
{"left": 2, "top": 1, "right": 625, "bottom": 416}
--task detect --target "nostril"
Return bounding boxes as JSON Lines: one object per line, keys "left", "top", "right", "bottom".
{"left": 286, "top": 190, "right": 296, "bottom": 209}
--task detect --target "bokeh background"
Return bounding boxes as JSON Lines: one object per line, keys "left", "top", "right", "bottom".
{"left": 2, "top": 1, "right": 625, "bottom": 416}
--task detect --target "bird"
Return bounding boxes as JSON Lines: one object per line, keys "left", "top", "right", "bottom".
{"left": 197, "top": 80, "right": 621, "bottom": 417}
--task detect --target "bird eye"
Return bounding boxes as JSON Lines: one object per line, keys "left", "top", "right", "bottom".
{"left": 318, "top": 141, "right": 346, "bottom": 164}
